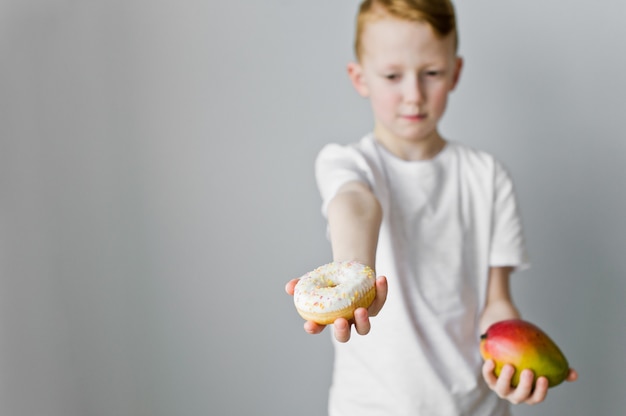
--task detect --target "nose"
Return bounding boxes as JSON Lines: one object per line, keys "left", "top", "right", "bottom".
{"left": 403, "top": 74, "right": 424, "bottom": 105}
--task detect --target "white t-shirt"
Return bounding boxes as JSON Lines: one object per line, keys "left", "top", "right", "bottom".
{"left": 315, "top": 134, "right": 529, "bottom": 416}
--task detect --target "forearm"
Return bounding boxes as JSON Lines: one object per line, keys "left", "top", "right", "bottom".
{"left": 479, "top": 299, "right": 520, "bottom": 333}
{"left": 327, "top": 182, "right": 382, "bottom": 269}
{"left": 479, "top": 267, "right": 521, "bottom": 333}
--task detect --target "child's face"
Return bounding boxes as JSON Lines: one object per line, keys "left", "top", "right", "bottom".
{"left": 349, "top": 17, "right": 462, "bottom": 155}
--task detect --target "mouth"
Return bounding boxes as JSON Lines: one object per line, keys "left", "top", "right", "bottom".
{"left": 400, "top": 113, "right": 426, "bottom": 122}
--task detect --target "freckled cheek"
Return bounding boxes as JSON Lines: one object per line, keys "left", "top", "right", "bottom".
{"left": 432, "top": 95, "right": 449, "bottom": 116}
{"left": 428, "top": 86, "right": 451, "bottom": 111}
{"left": 369, "top": 90, "right": 402, "bottom": 119}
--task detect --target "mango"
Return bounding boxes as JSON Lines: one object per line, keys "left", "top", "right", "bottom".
{"left": 480, "top": 319, "right": 569, "bottom": 388}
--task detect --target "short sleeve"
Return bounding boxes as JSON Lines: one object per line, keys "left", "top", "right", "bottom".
{"left": 314, "top": 143, "right": 373, "bottom": 217}
{"left": 489, "top": 161, "right": 531, "bottom": 271}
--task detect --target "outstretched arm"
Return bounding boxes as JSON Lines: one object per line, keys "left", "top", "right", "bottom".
{"left": 286, "top": 180, "right": 387, "bottom": 342}
{"left": 327, "top": 181, "right": 382, "bottom": 267}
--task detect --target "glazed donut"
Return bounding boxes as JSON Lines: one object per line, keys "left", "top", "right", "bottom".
{"left": 293, "top": 261, "right": 376, "bottom": 325}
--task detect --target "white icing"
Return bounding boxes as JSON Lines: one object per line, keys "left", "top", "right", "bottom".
{"left": 293, "top": 261, "right": 375, "bottom": 314}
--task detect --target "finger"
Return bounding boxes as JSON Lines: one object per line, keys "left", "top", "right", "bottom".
{"left": 303, "top": 320, "right": 326, "bottom": 335}
{"left": 494, "top": 364, "right": 515, "bottom": 398}
{"left": 285, "top": 278, "right": 299, "bottom": 295}
{"left": 368, "top": 276, "right": 388, "bottom": 317}
{"left": 566, "top": 368, "right": 579, "bottom": 382}
{"left": 353, "top": 307, "right": 371, "bottom": 335}
{"left": 481, "top": 359, "right": 498, "bottom": 388}
{"left": 510, "top": 369, "right": 534, "bottom": 404}
{"left": 333, "top": 318, "right": 351, "bottom": 343}
{"left": 525, "top": 376, "right": 548, "bottom": 405}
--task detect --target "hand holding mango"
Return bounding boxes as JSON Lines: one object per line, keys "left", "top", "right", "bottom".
{"left": 480, "top": 319, "right": 570, "bottom": 388}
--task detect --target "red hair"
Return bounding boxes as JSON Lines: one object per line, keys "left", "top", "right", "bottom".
{"left": 354, "top": 0, "right": 458, "bottom": 60}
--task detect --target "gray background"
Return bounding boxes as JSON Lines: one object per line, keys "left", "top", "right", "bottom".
{"left": 1, "top": 0, "right": 625, "bottom": 415}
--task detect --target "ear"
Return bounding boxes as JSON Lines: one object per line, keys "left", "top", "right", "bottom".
{"left": 347, "top": 62, "right": 370, "bottom": 97}
{"left": 450, "top": 56, "right": 463, "bottom": 91}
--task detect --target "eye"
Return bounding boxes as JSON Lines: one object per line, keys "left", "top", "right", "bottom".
{"left": 424, "top": 69, "right": 444, "bottom": 77}
{"left": 384, "top": 73, "right": 399, "bottom": 81}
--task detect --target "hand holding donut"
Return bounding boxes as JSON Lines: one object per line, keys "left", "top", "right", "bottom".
{"left": 285, "top": 261, "right": 388, "bottom": 343}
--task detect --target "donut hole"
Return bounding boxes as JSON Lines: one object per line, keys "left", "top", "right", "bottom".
{"left": 321, "top": 278, "right": 339, "bottom": 289}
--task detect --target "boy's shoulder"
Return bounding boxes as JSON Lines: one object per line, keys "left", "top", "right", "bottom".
{"left": 316, "top": 134, "right": 378, "bottom": 166}
{"left": 447, "top": 140, "right": 494, "bottom": 160}
{"left": 319, "top": 133, "right": 376, "bottom": 152}
{"left": 446, "top": 141, "right": 516, "bottom": 188}
{"left": 446, "top": 140, "right": 504, "bottom": 170}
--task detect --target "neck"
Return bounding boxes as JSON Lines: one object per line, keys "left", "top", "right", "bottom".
{"left": 373, "top": 126, "right": 446, "bottom": 161}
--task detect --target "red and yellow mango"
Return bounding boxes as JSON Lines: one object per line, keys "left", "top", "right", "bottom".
{"left": 480, "top": 319, "right": 569, "bottom": 387}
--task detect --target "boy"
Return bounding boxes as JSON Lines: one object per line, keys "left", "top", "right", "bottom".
{"left": 286, "top": 0, "right": 576, "bottom": 414}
